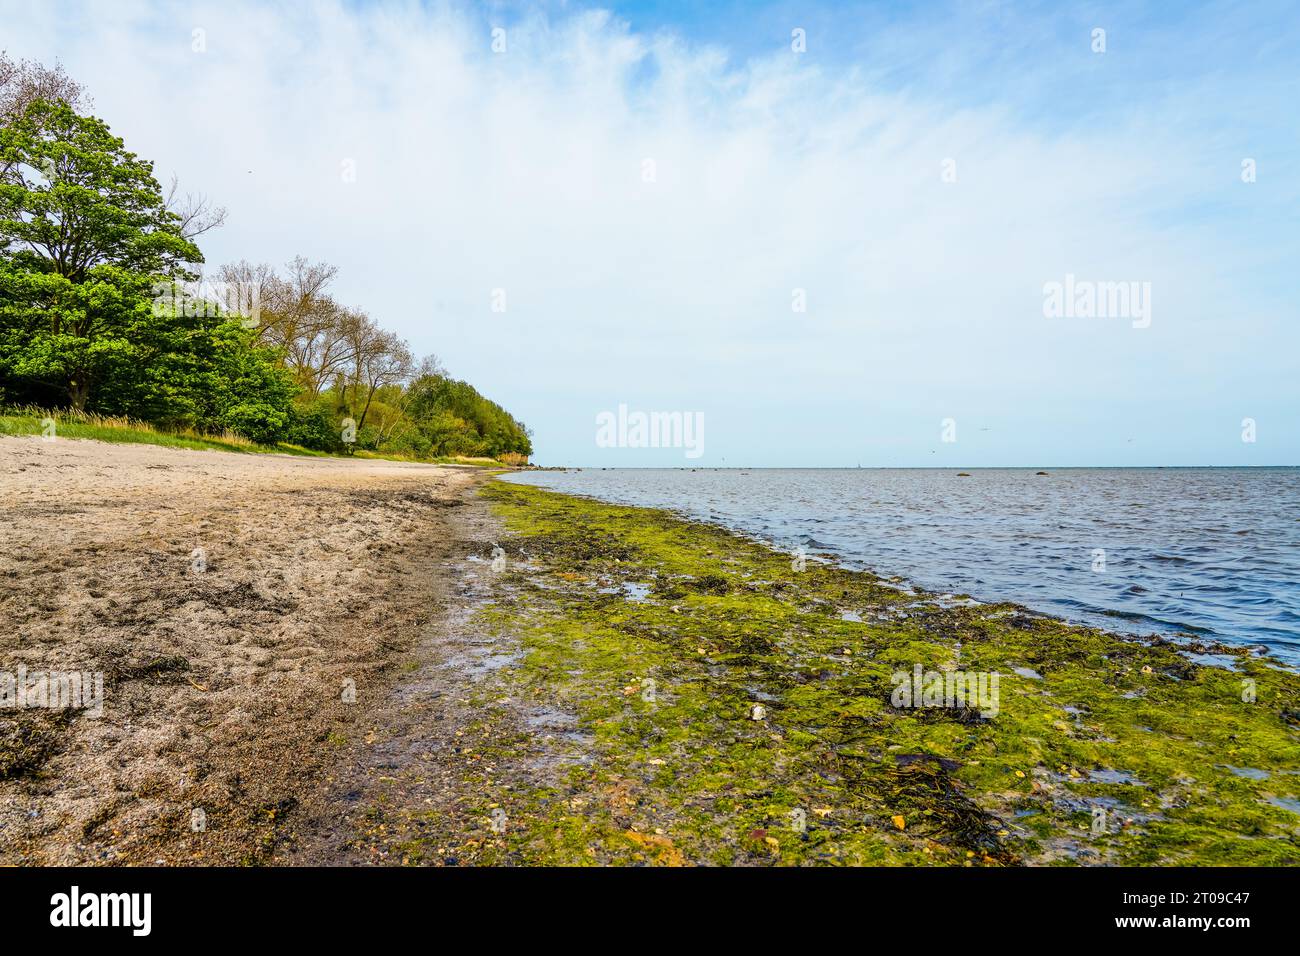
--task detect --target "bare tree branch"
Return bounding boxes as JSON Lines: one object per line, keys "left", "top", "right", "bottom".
{"left": 0, "top": 51, "right": 89, "bottom": 125}
{"left": 164, "top": 174, "right": 228, "bottom": 240}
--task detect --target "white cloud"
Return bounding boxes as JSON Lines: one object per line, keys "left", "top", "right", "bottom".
{"left": 4, "top": 0, "right": 1294, "bottom": 464}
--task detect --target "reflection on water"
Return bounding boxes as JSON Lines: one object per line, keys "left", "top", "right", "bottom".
{"left": 503, "top": 467, "right": 1300, "bottom": 664}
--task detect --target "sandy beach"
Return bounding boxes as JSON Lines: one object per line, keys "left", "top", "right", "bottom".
{"left": 0, "top": 436, "right": 484, "bottom": 864}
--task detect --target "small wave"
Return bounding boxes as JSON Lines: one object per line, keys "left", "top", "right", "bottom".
{"left": 1098, "top": 607, "right": 1214, "bottom": 634}
{"left": 504, "top": 467, "right": 1300, "bottom": 664}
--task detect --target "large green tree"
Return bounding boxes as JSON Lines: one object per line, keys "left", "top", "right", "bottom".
{"left": 0, "top": 99, "right": 202, "bottom": 409}
{"left": 0, "top": 99, "right": 198, "bottom": 278}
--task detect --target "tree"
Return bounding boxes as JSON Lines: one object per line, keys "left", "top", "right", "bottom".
{"left": 0, "top": 265, "right": 150, "bottom": 410}
{"left": 414, "top": 353, "right": 446, "bottom": 379}
{"left": 199, "top": 322, "right": 298, "bottom": 443}
{"left": 163, "top": 174, "right": 227, "bottom": 241}
{"left": 223, "top": 256, "right": 346, "bottom": 390}
{"left": 0, "top": 52, "right": 89, "bottom": 183}
{"left": 0, "top": 99, "right": 200, "bottom": 281}
{"left": 0, "top": 53, "right": 89, "bottom": 125}
{"left": 405, "top": 372, "right": 532, "bottom": 458}
{"left": 343, "top": 318, "right": 413, "bottom": 431}
{"left": 0, "top": 99, "right": 201, "bottom": 408}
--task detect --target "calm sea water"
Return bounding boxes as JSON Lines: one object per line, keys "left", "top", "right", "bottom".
{"left": 502, "top": 468, "right": 1300, "bottom": 664}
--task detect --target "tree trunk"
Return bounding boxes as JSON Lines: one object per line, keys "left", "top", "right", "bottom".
{"left": 358, "top": 383, "right": 377, "bottom": 432}
{"left": 68, "top": 379, "right": 90, "bottom": 411}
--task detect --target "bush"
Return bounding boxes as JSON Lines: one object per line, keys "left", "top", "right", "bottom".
{"left": 283, "top": 401, "right": 342, "bottom": 452}
{"left": 356, "top": 423, "right": 383, "bottom": 451}
{"left": 388, "top": 429, "right": 432, "bottom": 459}
{"left": 222, "top": 402, "right": 287, "bottom": 445}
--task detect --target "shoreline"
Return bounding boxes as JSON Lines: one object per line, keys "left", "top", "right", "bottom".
{"left": 3, "top": 437, "right": 1298, "bottom": 865}
{"left": 440, "top": 479, "right": 1300, "bottom": 865}
{"left": 499, "top": 469, "right": 1299, "bottom": 667}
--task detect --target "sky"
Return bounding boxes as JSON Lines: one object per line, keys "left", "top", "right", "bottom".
{"left": 3, "top": 0, "right": 1297, "bottom": 466}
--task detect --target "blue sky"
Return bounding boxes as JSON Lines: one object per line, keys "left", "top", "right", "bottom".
{"left": 4, "top": 0, "right": 1297, "bottom": 465}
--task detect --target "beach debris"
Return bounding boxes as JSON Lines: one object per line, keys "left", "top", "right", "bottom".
{"left": 891, "top": 814, "right": 906, "bottom": 830}
{"left": 749, "top": 703, "right": 766, "bottom": 721}
{"left": 621, "top": 832, "right": 686, "bottom": 868}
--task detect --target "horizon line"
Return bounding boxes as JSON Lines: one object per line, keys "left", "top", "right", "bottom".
{"left": 522, "top": 463, "right": 1300, "bottom": 470}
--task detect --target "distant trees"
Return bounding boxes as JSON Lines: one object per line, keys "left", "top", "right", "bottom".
{"left": 342, "top": 319, "right": 413, "bottom": 431}
{"left": 0, "top": 56, "right": 530, "bottom": 461}
{"left": 220, "top": 256, "right": 336, "bottom": 391}
{"left": 218, "top": 257, "right": 418, "bottom": 427}
{"left": 405, "top": 372, "right": 532, "bottom": 459}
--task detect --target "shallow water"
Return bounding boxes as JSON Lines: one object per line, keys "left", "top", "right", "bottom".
{"left": 502, "top": 467, "right": 1300, "bottom": 664}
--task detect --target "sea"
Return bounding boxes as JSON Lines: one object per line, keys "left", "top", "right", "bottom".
{"left": 502, "top": 467, "right": 1300, "bottom": 666}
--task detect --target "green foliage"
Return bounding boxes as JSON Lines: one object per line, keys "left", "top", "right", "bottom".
{"left": 0, "top": 264, "right": 149, "bottom": 410}
{"left": 385, "top": 427, "right": 432, "bottom": 460}
{"left": 0, "top": 407, "right": 327, "bottom": 456}
{"left": 0, "top": 99, "right": 295, "bottom": 442}
{"left": 284, "top": 397, "right": 344, "bottom": 453}
{"left": 220, "top": 403, "right": 285, "bottom": 445}
{"left": 0, "top": 258, "right": 297, "bottom": 439}
{"left": 405, "top": 373, "right": 532, "bottom": 458}
{"left": 0, "top": 96, "right": 530, "bottom": 458}
{"left": 198, "top": 322, "right": 297, "bottom": 439}
{"left": 0, "top": 99, "right": 199, "bottom": 280}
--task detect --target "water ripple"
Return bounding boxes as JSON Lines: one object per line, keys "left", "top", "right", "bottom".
{"left": 505, "top": 467, "right": 1300, "bottom": 665}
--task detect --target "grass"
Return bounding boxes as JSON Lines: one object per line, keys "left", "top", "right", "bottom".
{"left": 0, "top": 406, "right": 326, "bottom": 456}
{"left": 0, "top": 407, "right": 523, "bottom": 466}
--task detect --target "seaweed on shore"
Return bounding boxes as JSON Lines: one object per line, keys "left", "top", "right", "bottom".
{"left": 443, "top": 480, "right": 1300, "bottom": 866}
{"left": 0, "top": 711, "right": 70, "bottom": 780}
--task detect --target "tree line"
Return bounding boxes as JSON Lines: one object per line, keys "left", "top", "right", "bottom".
{"left": 0, "top": 52, "right": 531, "bottom": 461}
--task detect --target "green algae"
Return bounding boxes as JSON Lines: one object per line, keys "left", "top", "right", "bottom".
{"left": 442, "top": 480, "right": 1300, "bottom": 865}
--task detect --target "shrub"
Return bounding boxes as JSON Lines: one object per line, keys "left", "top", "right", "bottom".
{"left": 222, "top": 402, "right": 287, "bottom": 445}
{"left": 284, "top": 402, "right": 342, "bottom": 452}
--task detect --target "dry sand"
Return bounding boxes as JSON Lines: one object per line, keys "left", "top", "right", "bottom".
{"left": 0, "top": 436, "right": 486, "bottom": 864}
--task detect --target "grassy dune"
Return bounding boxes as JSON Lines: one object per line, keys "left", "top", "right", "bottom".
{"left": 452, "top": 480, "right": 1300, "bottom": 865}
{"left": 0, "top": 408, "right": 323, "bottom": 456}
{"left": 0, "top": 408, "right": 513, "bottom": 466}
